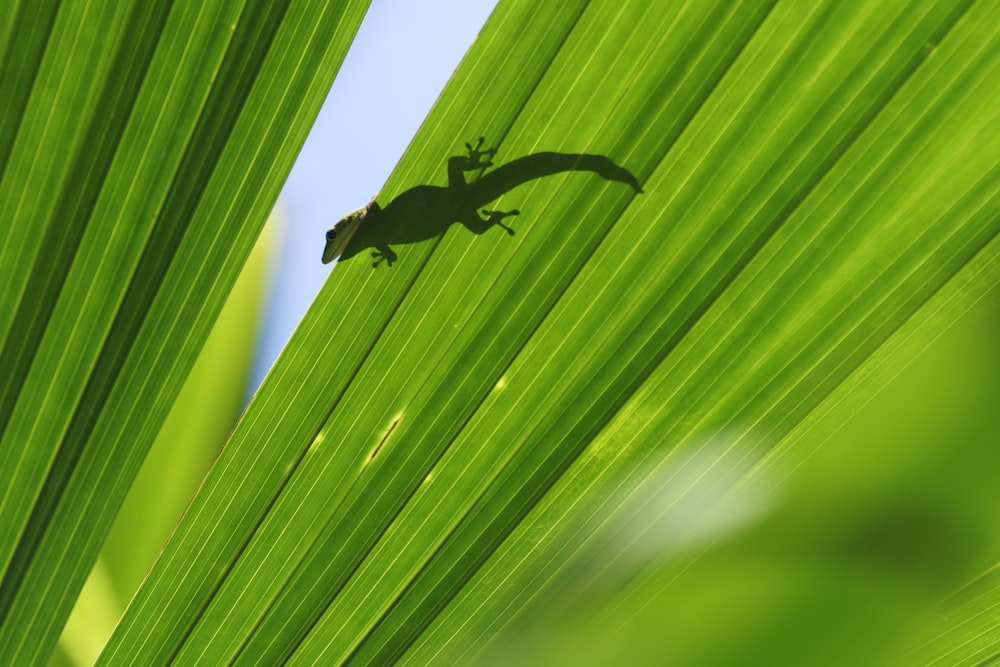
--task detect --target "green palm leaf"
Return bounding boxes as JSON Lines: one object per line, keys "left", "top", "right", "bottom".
{"left": 0, "top": 1, "right": 370, "bottom": 664}
{"left": 3, "top": 0, "right": 1000, "bottom": 664}
{"left": 102, "top": 0, "right": 1000, "bottom": 664}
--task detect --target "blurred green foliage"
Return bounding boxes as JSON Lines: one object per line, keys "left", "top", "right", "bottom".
{"left": 481, "top": 289, "right": 1000, "bottom": 666}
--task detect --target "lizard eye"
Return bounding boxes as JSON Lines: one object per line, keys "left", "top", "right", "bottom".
{"left": 325, "top": 229, "right": 337, "bottom": 241}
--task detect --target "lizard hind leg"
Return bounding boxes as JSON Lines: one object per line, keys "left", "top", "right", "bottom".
{"left": 448, "top": 137, "right": 497, "bottom": 187}
{"left": 480, "top": 208, "right": 519, "bottom": 235}
{"left": 465, "top": 136, "right": 496, "bottom": 166}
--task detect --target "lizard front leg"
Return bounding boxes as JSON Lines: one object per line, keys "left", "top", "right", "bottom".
{"left": 371, "top": 243, "right": 398, "bottom": 267}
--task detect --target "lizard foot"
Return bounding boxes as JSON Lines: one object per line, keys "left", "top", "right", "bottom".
{"left": 465, "top": 136, "right": 496, "bottom": 169}
{"left": 371, "top": 246, "right": 398, "bottom": 267}
{"left": 481, "top": 208, "right": 519, "bottom": 235}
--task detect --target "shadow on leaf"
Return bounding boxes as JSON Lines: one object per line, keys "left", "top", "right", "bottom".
{"left": 323, "top": 138, "right": 642, "bottom": 267}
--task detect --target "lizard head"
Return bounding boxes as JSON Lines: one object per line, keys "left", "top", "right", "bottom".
{"left": 322, "top": 200, "right": 379, "bottom": 264}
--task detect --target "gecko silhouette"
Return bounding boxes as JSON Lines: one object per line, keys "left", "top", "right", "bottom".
{"left": 323, "top": 138, "right": 642, "bottom": 266}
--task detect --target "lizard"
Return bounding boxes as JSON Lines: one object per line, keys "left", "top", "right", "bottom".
{"left": 322, "top": 138, "right": 641, "bottom": 266}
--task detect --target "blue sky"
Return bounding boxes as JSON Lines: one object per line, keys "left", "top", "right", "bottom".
{"left": 249, "top": 0, "right": 498, "bottom": 391}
